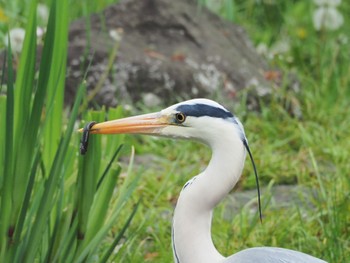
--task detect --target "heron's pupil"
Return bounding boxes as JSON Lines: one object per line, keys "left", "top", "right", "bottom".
{"left": 176, "top": 113, "right": 186, "bottom": 123}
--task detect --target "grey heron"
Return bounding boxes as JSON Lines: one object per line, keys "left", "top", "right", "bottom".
{"left": 81, "top": 99, "right": 327, "bottom": 263}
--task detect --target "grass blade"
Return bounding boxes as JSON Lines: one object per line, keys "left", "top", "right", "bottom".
{"left": 86, "top": 166, "right": 121, "bottom": 245}
{"left": 75, "top": 112, "right": 103, "bottom": 251}
{"left": 74, "top": 147, "right": 141, "bottom": 262}
{"left": 0, "top": 40, "right": 14, "bottom": 260}
{"left": 0, "top": 96, "right": 6, "bottom": 188}
{"left": 96, "top": 144, "right": 123, "bottom": 190}
{"left": 20, "top": 82, "right": 86, "bottom": 263}
{"left": 100, "top": 200, "right": 141, "bottom": 263}
{"left": 13, "top": 0, "right": 37, "bottom": 145}
{"left": 42, "top": 0, "right": 69, "bottom": 169}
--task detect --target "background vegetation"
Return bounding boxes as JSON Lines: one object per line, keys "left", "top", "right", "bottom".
{"left": 1, "top": 0, "right": 349, "bottom": 262}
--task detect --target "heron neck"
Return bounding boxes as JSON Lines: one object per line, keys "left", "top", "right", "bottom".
{"left": 172, "top": 136, "right": 246, "bottom": 263}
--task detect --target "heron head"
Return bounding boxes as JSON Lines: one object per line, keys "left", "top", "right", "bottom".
{"left": 84, "top": 98, "right": 246, "bottom": 146}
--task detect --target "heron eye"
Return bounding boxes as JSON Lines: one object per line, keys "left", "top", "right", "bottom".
{"left": 175, "top": 112, "right": 186, "bottom": 123}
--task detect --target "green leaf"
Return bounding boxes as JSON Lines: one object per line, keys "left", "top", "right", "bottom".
{"left": 100, "top": 199, "right": 141, "bottom": 263}
{"left": 75, "top": 111, "right": 104, "bottom": 250}
{"left": 0, "top": 35, "right": 15, "bottom": 260}
{"left": 42, "top": 0, "right": 69, "bottom": 170}
{"left": 20, "top": 82, "right": 86, "bottom": 263}
{"left": 0, "top": 96, "right": 6, "bottom": 188}
{"left": 13, "top": 0, "right": 38, "bottom": 147}
{"left": 74, "top": 147, "right": 141, "bottom": 263}
{"left": 97, "top": 144, "right": 123, "bottom": 190}
{"left": 86, "top": 165, "right": 121, "bottom": 244}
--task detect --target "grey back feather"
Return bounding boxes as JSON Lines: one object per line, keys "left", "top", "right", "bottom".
{"left": 224, "top": 247, "right": 327, "bottom": 263}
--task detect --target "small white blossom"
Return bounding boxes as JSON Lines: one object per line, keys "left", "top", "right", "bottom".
{"left": 109, "top": 28, "right": 124, "bottom": 42}
{"left": 313, "top": 6, "right": 344, "bottom": 31}
{"left": 5, "top": 27, "right": 47, "bottom": 53}
{"left": 36, "top": 27, "right": 45, "bottom": 38}
{"left": 5, "top": 28, "right": 25, "bottom": 53}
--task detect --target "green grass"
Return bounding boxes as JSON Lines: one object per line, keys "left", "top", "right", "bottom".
{"left": 0, "top": 1, "right": 140, "bottom": 262}
{"left": 1, "top": 0, "right": 350, "bottom": 262}
{"left": 112, "top": 1, "right": 350, "bottom": 262}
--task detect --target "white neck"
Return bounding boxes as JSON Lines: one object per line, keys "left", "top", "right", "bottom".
{"left": 172, "top": 133, "right": 246, "bottom": 263}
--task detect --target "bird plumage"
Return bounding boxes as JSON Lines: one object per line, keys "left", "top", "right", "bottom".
{"left": 83, "top": 98, "right": 327, "bottom": 263}
{"left": 225, "top": 247, "right": 326, "bottom": 263}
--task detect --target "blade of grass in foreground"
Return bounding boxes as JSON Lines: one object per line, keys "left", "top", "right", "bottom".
{"left": 74, "top": 146, "right": 142, "bottom": 262}
{"left": 11, "top": 150, "right": 41, "bottom": 262}
{"left": 97, "top": 144, "right": 124, "bottom": 190}
{"left": 11, "top": 0, "right": 47, "bottom": 229}
{"left": 20, "top": 82, "right": 86, "bottom": 263}
{"left": 0, "top": 41, "right": 14, "bottom": 260}
{"left": 76, "top": 112, "right": 103, "bottom": 248}
{"left": 0, "top": 96, "right": 6, "bottom": 186}
{"left": 85, "top": 146, "right": 123, "bottom": 244}
{"left": 42, "top": 0, "right": 69, "bottom": 170}
{"left": 13, "top": 0, "right": 37, "bottom": 143}
{"left": 100, "top": 199, "right": 141, "bottom": 263}
{"left": 74, "top": 136, "right": 124, "bottom": 260}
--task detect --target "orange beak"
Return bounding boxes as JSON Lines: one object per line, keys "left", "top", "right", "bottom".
{"left": 78, "top": 112, "right": 171, "bottom": 135}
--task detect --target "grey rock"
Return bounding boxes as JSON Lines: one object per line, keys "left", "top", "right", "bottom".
{"left": 65, "top": 0, "right": 271, "bottom": 108}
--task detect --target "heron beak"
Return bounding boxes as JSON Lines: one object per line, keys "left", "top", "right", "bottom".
{"left": 78, "top": 112, "right": 170, "bottom": 135}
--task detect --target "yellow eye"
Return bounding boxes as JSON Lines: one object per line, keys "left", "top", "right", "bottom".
{"left": 175, "top": 112, "right": 186, "bottom": 123}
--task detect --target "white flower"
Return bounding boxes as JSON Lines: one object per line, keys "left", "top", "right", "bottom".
{"left": 36, "top": 27, "right": 45, "bottom": 38}
{"left": 5, "top": 28, "right": 25, "bottom": 53}
{"left": 5, "top": 27, "right": 47, "bottom": 53}
{"left": 313, "top": 6, "right": 344, "bottom": 31}
{"left": 109, "top": 28, "right": 123, "bottom": 42}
